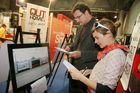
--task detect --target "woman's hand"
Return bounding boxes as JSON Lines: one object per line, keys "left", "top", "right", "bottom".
{"left": 68, "top": 67, "right": 97, "bottom": 91}
{"left": 69, "top": 68, "right": 84, "bottom": 81}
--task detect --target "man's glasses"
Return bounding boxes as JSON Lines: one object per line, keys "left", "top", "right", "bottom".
{"left": 95, "top": 22, "right": 110, "bottom": 30}
{"left": 74, "top": 13, "right": 83, "bottom": 20}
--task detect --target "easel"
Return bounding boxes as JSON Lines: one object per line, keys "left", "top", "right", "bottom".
{"left": 47, "top": 34, "right": 73, "bottom": 88}
{"left": 6, "top": 26, "right": 41, "bottom": 93}
{"left": 14, "top": 26, "right": 41, "bottom": 44}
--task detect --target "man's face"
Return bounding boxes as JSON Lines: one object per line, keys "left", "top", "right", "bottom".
{"left": 73, "top": 10, "right": 87, "bottom": 25}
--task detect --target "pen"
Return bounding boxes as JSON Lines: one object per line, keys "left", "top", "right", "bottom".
{"left": 82, "top": 67, "right": 87, "bottom": 74}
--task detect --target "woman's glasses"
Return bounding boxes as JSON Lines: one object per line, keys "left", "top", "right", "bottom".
{"left": 95, "top": 22, "right": 110, "bottom": 30}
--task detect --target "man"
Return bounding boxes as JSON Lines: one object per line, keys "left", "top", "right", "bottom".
{"left": 66, "top": 3, "right": 100, "bottom": 93}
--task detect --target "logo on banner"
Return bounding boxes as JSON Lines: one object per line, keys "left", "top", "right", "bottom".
{"left": 54, "top": 32, "right": 65, "bottom": 43}
{"left": 30, "top": 8, "right": 46, "bottom": 22}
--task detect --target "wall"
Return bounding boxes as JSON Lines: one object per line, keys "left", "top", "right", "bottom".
{"left": 124, "top": 0, "right": 140, "bottom": 34}
{"left": 116, "top": 0, "right": 140, "bottom": 93}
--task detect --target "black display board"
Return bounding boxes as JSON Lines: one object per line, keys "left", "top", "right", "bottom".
{"left": 8, "top": 43, "right": 51, "bottom": 93}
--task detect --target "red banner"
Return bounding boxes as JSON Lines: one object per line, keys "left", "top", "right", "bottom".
{"left": 49, "top": 16, "right": 72, "bottom": 61}
{"left": 132, "top": 54, "right": 140, "bottom": 80}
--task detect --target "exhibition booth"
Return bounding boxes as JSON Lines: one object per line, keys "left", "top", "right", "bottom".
{"left": 0, "top": 2, "right": 72, "bottom": 93}
{"left": 1, "top": 0, "right": 140, "bottom": 93}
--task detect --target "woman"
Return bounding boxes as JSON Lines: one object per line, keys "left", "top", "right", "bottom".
{"left": 68, "top": 18, "right": 129, "bottom": 93}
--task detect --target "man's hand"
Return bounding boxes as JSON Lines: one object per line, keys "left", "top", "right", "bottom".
{"left": 64, "top": 46, "right": 71, "bottom": 51}
{"left": 69, "top": 50, "right": 81, "bottom": 58}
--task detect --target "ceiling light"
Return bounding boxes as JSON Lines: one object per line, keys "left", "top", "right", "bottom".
{"left": 114, "top": 15, "right": 117, "bottom": 19}
{"left": 19, "top": 0, "right": 25, "bottom": 3}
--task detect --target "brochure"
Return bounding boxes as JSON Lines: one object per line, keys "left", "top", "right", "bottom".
{"left": 63, "top": 59, "right": 76, "bottom": 70}
{"left": 31, "top": 76, "right": 47, "bottom": 93}
{"left": 55, "top": 47, "right": 74, "bottom": 54}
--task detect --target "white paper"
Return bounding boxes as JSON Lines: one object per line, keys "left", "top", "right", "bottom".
{"left": 55, "top": 47, "right": 74, "bottom": 54}
{"left": 63, "top": 60, "right": 76, "bottom": 70}
{"left": 31, "top": 76, "right": 47, "bottom": 93}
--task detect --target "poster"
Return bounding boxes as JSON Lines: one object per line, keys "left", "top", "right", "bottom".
{"left": 19, "top": 7, "right": 26, "bottom": 31}
{"left": 121, "top": 12, "right": 140, "bottom": 90}
{"left": 3, "top": 16, "right": 10, "bottom": 31}
{"left": 49, "top": 16, "right": 72, "bottom": 61}
{"left": 25, "top": 3, "right": 49, "bottom": 43}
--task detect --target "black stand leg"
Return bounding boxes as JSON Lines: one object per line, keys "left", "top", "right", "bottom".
{"left": 6, "top": 71, "right": 10, "bottom": 93}
{"left": 47, "top": 34, "right": 71, "bottom": 87}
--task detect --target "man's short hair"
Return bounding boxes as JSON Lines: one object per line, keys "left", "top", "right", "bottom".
{"left": 71, "top": 2, "right": 91, "bottom": 14}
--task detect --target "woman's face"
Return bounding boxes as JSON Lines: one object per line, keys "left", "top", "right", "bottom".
{"left": 92, "top": 30, "right": 108, "bottom": 48}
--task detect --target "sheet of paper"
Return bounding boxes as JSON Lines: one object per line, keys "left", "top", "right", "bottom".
{"left": 55, "top": 47, "right": 74, "bottom": 54}
{"left": 63, "top": 60, "right": 76, "bottom": 70}
{"left": 31, "top": 76, "right": 47, "bottom": 93}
